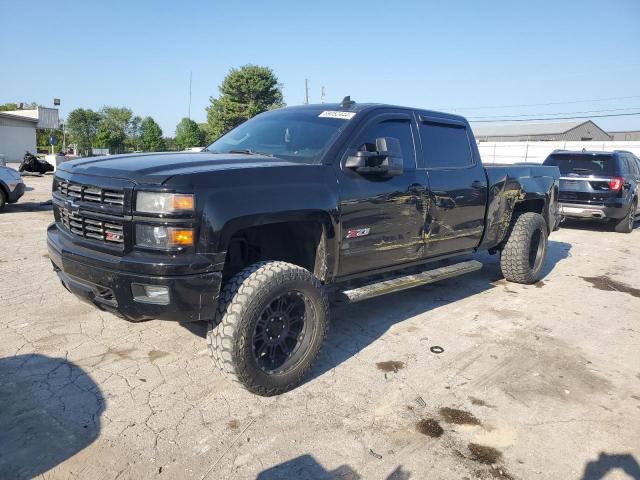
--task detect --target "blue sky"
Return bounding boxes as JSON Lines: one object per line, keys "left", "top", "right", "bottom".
{"left": 1, "top": 0, "right": 639, "bottom": 135}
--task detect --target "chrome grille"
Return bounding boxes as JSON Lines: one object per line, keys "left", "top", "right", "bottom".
{"left": 59, "top": 206, "right": 124, "bottom": 243}
{"left": 58, "top": 181, "right": 124, "bottom": 206}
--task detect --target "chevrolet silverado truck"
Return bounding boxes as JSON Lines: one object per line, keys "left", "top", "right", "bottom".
{"left": 47, "top": 99, "right": 560, "bottom": 395}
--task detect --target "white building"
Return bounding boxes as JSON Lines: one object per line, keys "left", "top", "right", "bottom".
{"left": 0, "top": 107, "right": 59, "bottom": 163}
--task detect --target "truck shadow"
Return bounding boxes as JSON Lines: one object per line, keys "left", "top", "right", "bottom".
{"left": 0, "top": 354, "right": 104, "bottom": 479}
{"left": 307, "top": 240, "right": 571, "bottom": 384}
{"left": 561, "top": 219, "right": 637, "bottom": 233}
{"left": 581, "top": 452, "right": 640, "bottom": 479}
{"left": 255, "top": 454, "right": 410, "bottom": 480}
{"left": 180, "top": 241, "right": 571, "bottom": 388}
{"left": 3, "top": 201, "right": 52, "bottom": 214}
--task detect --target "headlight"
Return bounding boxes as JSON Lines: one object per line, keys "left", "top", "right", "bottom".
{"left": 136, "top": 192, "right": 194, "bottom": 214}
{"left": 136, "top": 224, "right": 194, "bottom": 249}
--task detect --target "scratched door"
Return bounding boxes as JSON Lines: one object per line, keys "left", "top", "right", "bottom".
{"left": 335, "top": 111, "right": 428, "bottom": 277}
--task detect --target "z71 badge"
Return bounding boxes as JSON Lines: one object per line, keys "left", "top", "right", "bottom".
{"left": 105, "top": 232, "right": 122, "bottom": 242}
{"left": 345, "top": 228, "right": 370, "bottom": 239}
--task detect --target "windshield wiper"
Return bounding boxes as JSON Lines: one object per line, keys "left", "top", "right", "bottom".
{"left": 227, "top": 149, "right": 274, "bottom": 157}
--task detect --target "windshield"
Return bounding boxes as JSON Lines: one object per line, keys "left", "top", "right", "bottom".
{"left": 205, "top": 108, "right": 353, "bottom": 164}
{"left": 543, "top": 154, "right": 616, "bottom": 176}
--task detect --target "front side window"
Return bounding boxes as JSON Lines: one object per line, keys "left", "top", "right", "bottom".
{"left": 206, "top": 108, "right": 353, "bottom": 164}
{"left": 350, "top": 118, "right": 416, "bottom": 170}
{"left": 420, "top": 122, "right": 473, "bottom": 169}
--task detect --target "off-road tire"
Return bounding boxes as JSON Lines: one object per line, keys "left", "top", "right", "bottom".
{"left": 0, "top": 189, "right": 6, "bottom": 211}
{"left": 614, "top": 199, "right": 637, "bottom": 234}
{"left": 207, "top": 261, "right": 329, "bottom": 396}
{"left": 500, "top": 212, "right": 548, "bottom": 284}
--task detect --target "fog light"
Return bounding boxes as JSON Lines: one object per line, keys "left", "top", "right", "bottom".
{"left": 132, "top": 284, "right": 170, "bottom": 305}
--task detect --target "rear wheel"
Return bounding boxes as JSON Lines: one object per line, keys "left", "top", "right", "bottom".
{"left": 207, "top": 261, "right": 329, "bottom": 396}
{"left": 614, "top": 199, "right": 637, "bottom": 233}
{"left": 500, "top": 212, "right": 548, "bottom": 284}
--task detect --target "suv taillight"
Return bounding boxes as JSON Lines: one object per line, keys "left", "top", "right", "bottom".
{"left": 609, "top": 177, "right": 624, "bottom": 191}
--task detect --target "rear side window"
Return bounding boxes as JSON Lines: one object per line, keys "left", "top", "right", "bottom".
{"left": 420, "top": 122, "right": 473, "bottom": 168}
{"left": 624, "top": 154, "right": 639, "bottom": 175}
{"left": 543, "top": 154, "right": 616, "bottom": 176}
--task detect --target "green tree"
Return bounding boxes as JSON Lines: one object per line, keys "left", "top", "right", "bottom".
{"left": 140, "top": 116, "right": 165, "bottom": 152}
{"left": 175, "top": 117, "right": 204, "bottom": 150}
{"left": 36, "top": 125, "right": 65, "bottom": 153}
{"left": 205, "top": 65, "right": 284, "bottom": 141}
{"left": 66, "top": 108, "right": 102, "bottom": 156}
{"left": 164, "top": 137, "right": 177, "bottom": 151}
{"left": 127, "top": 115, "right": 142, "bottom": 151}
{"left": 0, "top": 101, "right": 38, "bottom": 111}
{"left": 95, "top": 106, "right": 133, "bottom": 154}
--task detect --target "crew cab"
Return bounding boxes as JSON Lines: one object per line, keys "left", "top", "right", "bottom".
{"left": 543, "top": 149, "right": 640, "bottom": 233}
{"left": 47, "top": 99, "right": 560, "bottom": 395}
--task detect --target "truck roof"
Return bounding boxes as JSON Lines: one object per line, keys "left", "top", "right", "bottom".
{"left": 283, "top": 102, "right": 468, "bottom": 124}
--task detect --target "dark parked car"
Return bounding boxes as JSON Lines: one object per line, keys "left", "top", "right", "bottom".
{"left": 48, "top": 100, "right": 560, "bottom": 395}
{"left": 543, "top": 149, "right": 640, "bottom": 233}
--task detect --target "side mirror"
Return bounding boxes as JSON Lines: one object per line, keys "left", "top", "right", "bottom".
{"left": 345, "top": 137, "right": 403, "bottom": 177}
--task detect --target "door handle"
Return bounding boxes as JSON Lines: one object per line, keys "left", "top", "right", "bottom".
{"left": 471, "top": 180, "right": 484, "bottom": 189}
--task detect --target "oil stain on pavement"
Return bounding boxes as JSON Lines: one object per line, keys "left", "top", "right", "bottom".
{"left": 416, "top": 418, "right": 444, "bottom": 438}
{"left": 439, "top": 407, "right": 482, "bottom": 426}
{"left": 582, "top": 275, "right": 640, "bottom": 298}
{"left": 376, "top": 360, "right": 405, "bottom": 373}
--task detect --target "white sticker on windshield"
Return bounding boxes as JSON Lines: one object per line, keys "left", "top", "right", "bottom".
{"left": 318, "top": 110, "right": 356, "bottom": 120}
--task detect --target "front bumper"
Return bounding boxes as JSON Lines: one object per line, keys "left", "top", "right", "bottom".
{"left": 47, "top": 225, "right": 222, "bottom": 322}
{"left": 559, "top": 202, "right": 628, "bottom": 220}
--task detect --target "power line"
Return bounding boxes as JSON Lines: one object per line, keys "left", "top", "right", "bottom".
{"left": 444, "top": 95, "right": 640, "bottom": 111}
{"left": 468, "top": 106, "right": 640, "bottom": 120}
{"left": 471, "top": 112, "right": 640, "bottom": 123}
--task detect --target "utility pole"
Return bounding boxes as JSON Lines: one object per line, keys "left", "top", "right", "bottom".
{"left": 188, "top": 71, "right": 193, "bottom": 120}
{"left": 320, "top": 86, "right": 326, "bottom": 104}
{"left": 304, "top": 79, "right": 309, "bottom": 104}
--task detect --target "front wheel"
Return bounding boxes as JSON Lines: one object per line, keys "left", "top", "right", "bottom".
{"left": 614, "top": 199, "right": 637, "bottom": 233}
{"left": 500, "top": 212, "right": 548, "bottom": 284}
{"left": 207, "top": 261, "right": 329, "bottom": 396}
{"left": 0, "top": 189, "right": 6, "bottom": 211}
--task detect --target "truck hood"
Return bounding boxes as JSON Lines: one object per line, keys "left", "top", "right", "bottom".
{"left": 57, "top": 151, "right": 304, "bottom": 185}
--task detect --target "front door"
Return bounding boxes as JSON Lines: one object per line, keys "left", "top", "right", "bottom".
{"left": 336, "top": 111, "right": 429, "bottom": 277}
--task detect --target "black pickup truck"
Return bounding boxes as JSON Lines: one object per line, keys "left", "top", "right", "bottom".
{"left": 47, "top": 99, "right": 560, "bottom": 395}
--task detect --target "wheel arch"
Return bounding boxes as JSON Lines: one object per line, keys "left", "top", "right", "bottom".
{"left": 218, "top": 210, "right": 338, "bottom": 282}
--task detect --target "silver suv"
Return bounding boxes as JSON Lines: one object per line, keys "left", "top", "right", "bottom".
{"left": 0, "top": 165, "right": 25, "bottom": 211}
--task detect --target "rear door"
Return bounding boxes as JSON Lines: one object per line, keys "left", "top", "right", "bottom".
{"left": 417, "top": 115, "right": 488, "bottom": 257}
{"left": 544, "top": 153, "right": 620, "bottom": 206}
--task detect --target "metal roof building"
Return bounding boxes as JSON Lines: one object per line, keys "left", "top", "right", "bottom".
{"left": 471, "top": 120, "right": 612, "bottom": 142}
{"left": 0, "top": 107, "right": 59, "bottom": 163}
{"left": 608, "top": 130, "right": 640, "bottom": 141}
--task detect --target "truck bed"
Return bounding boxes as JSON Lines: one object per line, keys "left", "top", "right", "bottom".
{"left": 480, "top": 164, "right": 561, "bottom": 250}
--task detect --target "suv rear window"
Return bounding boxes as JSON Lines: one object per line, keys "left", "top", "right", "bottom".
{"left": 543, "top": 154, "right": 616, "bottom": 177}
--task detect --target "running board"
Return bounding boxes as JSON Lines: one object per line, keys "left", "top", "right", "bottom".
{"left": 339, "top": 260, "right": 483, "bottom": 303}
